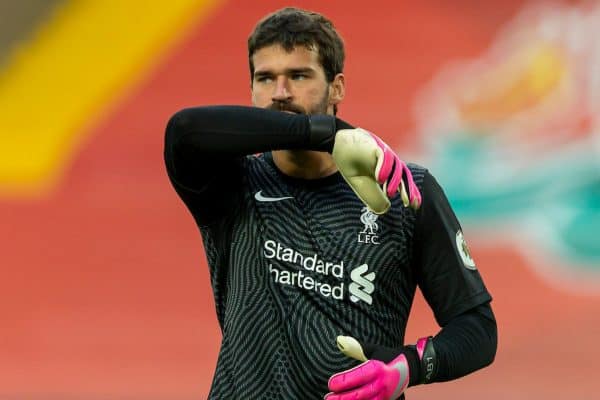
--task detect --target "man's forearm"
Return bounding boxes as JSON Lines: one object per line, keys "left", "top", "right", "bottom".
{"left": 165, "top": 105, "right": 353, "bottom": 160}
{"left": 356, "top": 303, "right": 497, "bottom": 386}
{"left": 163, "top": 106, "right": 355, "bottom": 222}
{"left": 163, "top": 105, "right": 421, "bottom": 221}
{"left": 429, "top": 303, "right": 497, "bottom": 382}
{"left": 326, "top": 303, "right": 496, "bottom": 399}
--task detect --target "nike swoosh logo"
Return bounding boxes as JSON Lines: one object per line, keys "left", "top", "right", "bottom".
{"left": 255, "top": 190, "right": 294, "bottom": 202}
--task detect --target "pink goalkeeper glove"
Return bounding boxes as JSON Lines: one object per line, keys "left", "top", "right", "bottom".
{"left": 332, "top": 128, "right": 422, "bottom": 214}
{"left": 324, "top": 336, "right": 409, "bottom": 400}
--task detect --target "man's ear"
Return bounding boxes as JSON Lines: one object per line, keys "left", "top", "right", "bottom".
{"left": 329, "top": 73, "right": 345, "bottom": 105}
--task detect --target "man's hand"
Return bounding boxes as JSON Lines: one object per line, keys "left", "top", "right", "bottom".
{"left": 332, "top": 128, "right": 421, "bottom": 214}
{"left": 324, "top": 336, "right": 410, "bottom": 400}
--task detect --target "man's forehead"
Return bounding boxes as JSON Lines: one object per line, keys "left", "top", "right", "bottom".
{"left": 252, "top": 44, "right": 321, "bottom": 70}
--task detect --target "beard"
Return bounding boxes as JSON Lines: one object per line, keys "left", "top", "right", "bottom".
{"left": 267, "top": 87, "right": 330, "bottom": 115}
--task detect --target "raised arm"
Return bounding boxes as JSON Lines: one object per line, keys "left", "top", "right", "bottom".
{"left": 163, "top": 105, "right": 347, "bottom": 224}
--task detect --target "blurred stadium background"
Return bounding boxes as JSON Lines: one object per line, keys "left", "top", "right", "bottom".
{"left": 1, "top": 0, "right": 599, "bottom": 398}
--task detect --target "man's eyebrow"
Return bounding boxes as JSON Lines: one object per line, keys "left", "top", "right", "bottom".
{"left": 254, "top": 67, "right": 316, "bottom": 76}
{"left": 286, "top": 67, "right": 315, "bottom": 74}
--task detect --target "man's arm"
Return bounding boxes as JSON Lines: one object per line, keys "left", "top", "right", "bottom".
{"left": 409, "top": 170, "right": 497, "bottom": 383}
{"left": 164, "top": 105, "right": 420, "bottom": 224}
{"left": 370, "top": 303, "right": 497, "bottom": 386}
{"left": 429, "top": 302, "right": 497, "bottom": 382}
{"left": 326, "top": 303, "right": 496, "bottom": 400}
{"left": 326, "top": 170, "right": 496, "bottom": 399}
{"left": 163, "top": 106, "right": 350, "bottom": 225}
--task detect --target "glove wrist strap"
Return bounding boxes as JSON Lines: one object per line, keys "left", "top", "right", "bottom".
{"left": 416, "top": 336, "right": 437, "bottom": 384}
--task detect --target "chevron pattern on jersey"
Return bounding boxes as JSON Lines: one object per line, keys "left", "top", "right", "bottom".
{"left": 198, "top": 155, "right": 427, "bottom": 398}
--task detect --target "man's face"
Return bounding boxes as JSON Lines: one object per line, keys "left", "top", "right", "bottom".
{"left": 251, "top": 44, "right": 344, "bottom": 115}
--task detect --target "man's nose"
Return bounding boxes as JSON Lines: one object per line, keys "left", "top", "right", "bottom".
{"left": 272, "top": 76, "right": 292, "bottom": 102}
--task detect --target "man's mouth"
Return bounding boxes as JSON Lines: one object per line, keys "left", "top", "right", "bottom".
{"left": 268, "top": 102, "right": 305, "bottom": 114}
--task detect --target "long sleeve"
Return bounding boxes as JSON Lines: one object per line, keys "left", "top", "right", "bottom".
{"left": 364, "top": 168, "right": 497, "bottom": 385}
{"left": 163, "top": 105, "right": 352, "bottom": 225}
{"left": 365, "top": 303, "right": 497, "bottom": 386}
{"left": 407, "top": 169, "right": 496, "bottom": 383}
{"left": 430, "top": 302, "right": 497, "bottom": 382}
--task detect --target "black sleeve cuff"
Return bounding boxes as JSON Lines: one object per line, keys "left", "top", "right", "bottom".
{"left": 308, "top": 115, "right": 354, "bottom": 152}
{"left": 403, "top": 346, "right": 422, "bottom": 387}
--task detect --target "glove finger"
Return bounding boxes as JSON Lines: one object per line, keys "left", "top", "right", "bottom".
{"left": 328, "top": 360, "right": 381, "bottom": 393}
{"left": 400, "top": 164, "right": 422, "bottom": 210}
{"left": 369, "top": 133, "right": 393, "bottom": 184}
{"left": 337, "top": 336, "right": 368, "bottom": 362}
{"left": 375, "top": 147, "right": 393, "bottom": 184}
{"left": 399, "top": 181, "right": 409, "bottom": 208}
{"left": 324, "top": 390, "right": 384, "bottom": 400}
{"left": 385, "top": 157, "right": 403, "bottom": 198}
{"left": 326, "top": 381, "right": 385, "bottom": 400}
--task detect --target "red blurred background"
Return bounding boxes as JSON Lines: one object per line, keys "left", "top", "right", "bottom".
{"left": 1, "top": 0, "right": 599, "bottom": 398}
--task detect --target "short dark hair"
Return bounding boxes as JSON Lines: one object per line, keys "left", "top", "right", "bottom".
{"left": 248, "top": 7, "right": 345, "bottom": 83}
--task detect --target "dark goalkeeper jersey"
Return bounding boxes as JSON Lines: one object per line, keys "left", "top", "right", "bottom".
{"left": 164, "top": 106, "right": 492, "bottom": 399}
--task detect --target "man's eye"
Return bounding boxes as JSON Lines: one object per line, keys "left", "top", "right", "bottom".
{"left": 291, "top": 74, "right": 307, "bottom": 81}
{"left": 255, "top": 76, "right": 273, "bottom": 83}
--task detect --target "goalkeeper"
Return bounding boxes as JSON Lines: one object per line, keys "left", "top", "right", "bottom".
{"left": 164, "top": 7, "right": 496, "bottom": 400}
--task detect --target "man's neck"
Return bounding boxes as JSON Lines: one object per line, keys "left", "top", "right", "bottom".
{"left": 272, "top": 149, "right": 338, "bottom": 179}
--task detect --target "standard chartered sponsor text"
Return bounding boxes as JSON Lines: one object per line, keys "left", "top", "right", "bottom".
{"left": 264, "top": 240, "right": 344, "bottom": 299}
